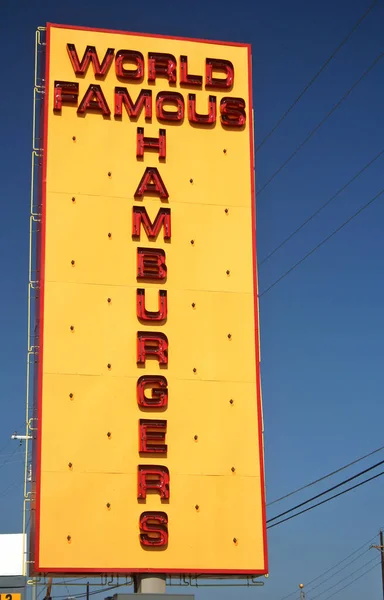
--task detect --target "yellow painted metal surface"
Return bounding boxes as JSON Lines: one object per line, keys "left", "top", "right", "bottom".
{"left": 36, "top": 23, "right": 267, "bottom": 574}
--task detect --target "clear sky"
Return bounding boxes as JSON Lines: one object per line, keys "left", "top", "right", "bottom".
{"left": 0, "top": 1, "right": 383, "bottom": 599}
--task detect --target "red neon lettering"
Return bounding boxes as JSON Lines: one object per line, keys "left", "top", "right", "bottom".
{"left": 139, "top": 419, "right": 167, "bottom": 454}
{"left": 137, "top": 375, "right": 168, "bottom": 409}
{"left": 66, "top": 44, "right": 114, "bottom": 76}
{"left": 137, "top": 332, "right": 168, "bottom": 366}
{"left": 137, "top": 289, "right": 167, "bottom": 322}
{"left": 139, "top": 511, "right": 168, "bottom": 547}
{"left": 137, "top": 248, "right": 167, "bottom": 281}
{"left": 132, "top": 207, "right": 171, "bottom": 241}
{"left": 115, "top": 49, "right": 144, "bottom": 80}
{"left": 77, "top": 84, "right": 111, "bottom": 116}
{"left": 188, "top": 94, "right": 216, "bottom": 124}
{"left": 156, "top": 92, "right": 184, "bottom": 122}
{"left": 136, "top": 128, "right": 166, "bottom": 159}
{"left": 134, "top": 167, "right": 169, "bottom": 200}
{"left": 206, "top": 58, "right": 234, "bottom": 89}
{"left": 114, "top": 88, "right": 152, "bottom": 119}
{"left": 148, "top": 52, "right": 177, "bottom": 83}
{"left": 138, "top": 465, "right": 170, "bottom": 499}
{"left": 220, "top": 97, "right": 246, "bottom": 128}
{"left": 180, "top": 55, "right": 202, "bottom": 87}
{"left": 53, "top": 81, "right": 79, "bottom": 111}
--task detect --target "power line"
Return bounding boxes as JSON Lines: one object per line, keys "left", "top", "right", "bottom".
{"left": 310, "top": 555, "right": 378, "bottom": 599}
{"left": 0, "top": 446, "right": 23, "bottom": 471}
{"left": 268, "top": 468, "right": 384, "bottom": 529}
{"left": 259, "top": 187, "right": 384, "bottom": 297}
{"left": 256, "top": 52, "right": 383, "bottom": 196}
{"left": 321, "top": 559, "right": 380, "bottom": 600}
{"left": 268, "top": 458, "right": 384, "bottom": 524}
{"left": 60, "top": 577, "right": 87, "bottom": 584}
{"left": 55, "top": 582, "right": 128, "bottom": 599}
{"left": 277, "top": 533, "right": 378, "bottom": 600}
{"left": 259, "top": 150, "right": 384, "bottom": 266}
{"left": 307, "top": 548, "right": 370, "bottom": 594}
{"left": 268, "top": 443, "right": 384, "bottom": 506}
{"left": 255, "top": 0, "right": 380, "bottom": 152}
{"left": 0, "top": 441, "right": 12, "bottom": 455}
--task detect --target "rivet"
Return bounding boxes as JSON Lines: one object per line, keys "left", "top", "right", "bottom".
{"left": 223, "top": 149, "right": 227, "bottom": 154}
{"left": 193, "top": 368, "right": 197, "bottom": 373}
{"left": 225, "top": 208, "right": 229, "bottom": 214}
{"left": 68, "top": 462, "right": 73, "bottom": 468}
{"left": 108, "top": 172, "right": 112, "bottom": 177}
{"left": 226, "top": 270, "right": 230, "bottom": 275}
{"left": 194, "top": 435, "right": 198, "bottom": 441}
{"left": 71, "top": 260, "right": 75, "bottom": 266}
{"left": 231, "top": 467, "right": 236, "bottom": 472}
{"left": 70, "top": 325, "right": 74, "bottom": 332}
{"left": 71, "top": 197, "right": 76, "bottom": 203}
{"left": 108, "top": 233, "right": 112, "bottom": 238}
{"left": 107, "top": 298, "right": 111, "bottom": 303}
{"left": 107, "top": 432, "right": 111, "bottom": 438}
{"left": 67, "top": 535, "right": 71, "bottom": 541}
{"left": 233, "top": 537, "right": 237, "bottom": 544}
{"left": 190, "top": 240, "right": 195, "bottom": 245}
{"left": 191, "top": 302, "right": 196, "bottom": 308}
{"left": 228, "top": 333, "right": 232, "bottom": 340}
{"left": 195, "top": 505, "right": 199, "bottom": 510}
{"left": 72, "top": 136, "right": 76, "bottom": 141}
{"left": 189, "top": 178, "right": 194, "bottom": 184}
{"left": 107, "top": 364, "right": 111, "bottom": 370}
{"left": 106, "top": 503, "right": 111, "bottom": 508}
{"left": 229, "top": 399, "right": 234, "bottom": 405}
{"left": 69, "top": 393, "right": 73, "bottom": 399}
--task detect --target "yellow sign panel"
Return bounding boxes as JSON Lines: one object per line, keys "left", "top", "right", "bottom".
{"left": 0, "top": 594, "right": 21, "bottom": 600}
{"left": 33, "top": 22, "right": 267, "bottom": 575}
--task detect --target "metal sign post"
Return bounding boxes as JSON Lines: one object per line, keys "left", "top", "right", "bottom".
{"left": 134, "top": 576, "right": 166, "bottom": 594}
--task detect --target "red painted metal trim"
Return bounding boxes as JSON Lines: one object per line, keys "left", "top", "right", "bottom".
{"left": 247, "top": 44, "right": 269, "bottom": 574}
{"left": 34, "top": 22, "right": 51, "bottom": 574}
{"left": 46, "top": 22, "right": 249, "bottom": 48}
{"left": 33, "top": 567, "right": 267, "bottom": 575}
{"left": 34, "top": 24, "right": 266, "bottom": 577}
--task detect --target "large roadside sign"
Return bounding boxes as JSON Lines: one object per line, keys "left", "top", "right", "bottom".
{"left": 32, "top": 22, "right": 267, "bottom": 576}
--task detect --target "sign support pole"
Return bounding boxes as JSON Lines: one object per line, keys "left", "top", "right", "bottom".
{"left": 134, "top": 575, "right": 166, "bottom": 594}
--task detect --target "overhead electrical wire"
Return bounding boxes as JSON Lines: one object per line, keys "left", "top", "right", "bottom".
{"left": 0, "top": 446, "right": 23, "bottom": 472}
{"left": 304, "top": 547, "right": 371, "bottom": 595}
{"left": 268, "top": 458, "right": 384, "bottom": 524}
{"left": 259, "top": 187, "right": 384, "bottom": 297}
{"left": 55, "top": 582, "right": 130, "bottom": 599}
{"left": 0, "top": 480, "right": 22, "bottom": 500}
{"left": 0, "top": 441, "right": 12, "bottom": 455}
{"left": 277, "top": 532, "right": 378, "bottom": 600}
{"left": 255, "top": 0, "right": 380, "bottom": 152}
{"left": 268, "top": 469, "right": 384, "bottom": 529}
{"left": 267, "top": 443, "right": 384, "bottom": 506}
{"left": 256, "top": 52, "right": 384, "bottom": 196}
{"left": 259, "top": 150, "right": 384, "bottom": 267}
{"left": 310, "top": 555, "right": 378, "bottom": 599}
{"left": 321, "top": 559, "right": 380, "bottom": 600}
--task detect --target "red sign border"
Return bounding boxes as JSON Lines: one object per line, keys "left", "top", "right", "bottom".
{"left": 33, "top": 21, "right": 268, "bottom": 576}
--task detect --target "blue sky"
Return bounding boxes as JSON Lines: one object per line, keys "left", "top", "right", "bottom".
{"left": 0, "top": 0, "right": 383, "bottom": 599}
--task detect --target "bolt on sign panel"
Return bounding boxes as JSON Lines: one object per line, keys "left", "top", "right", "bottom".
{"left": 33, "top": 22, "right": 267, "bottom": 575}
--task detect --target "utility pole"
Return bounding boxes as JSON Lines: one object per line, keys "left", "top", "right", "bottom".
{"left": 370, "top": 530, "right": 384, "bottom": 600}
